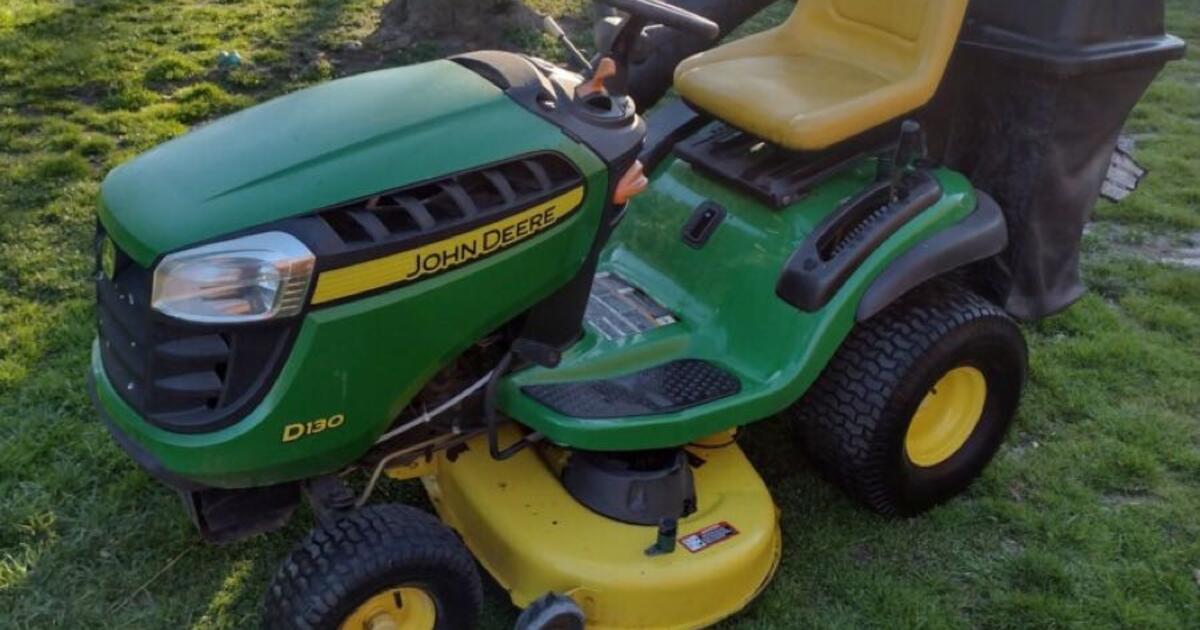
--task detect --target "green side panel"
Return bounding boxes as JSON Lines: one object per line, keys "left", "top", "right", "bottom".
{"left": 92, "top": 103, "right": 610, "bottom": 488}
{"left": 501, "top": 159, "right": 978, "bottom": 450}
{"left": 99, "top": 60, "right": 552, "bottom": 265}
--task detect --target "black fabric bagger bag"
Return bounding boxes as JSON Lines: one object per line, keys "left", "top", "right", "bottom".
{"left": 928, "top": 0, "right": 1186, "bottom": 320}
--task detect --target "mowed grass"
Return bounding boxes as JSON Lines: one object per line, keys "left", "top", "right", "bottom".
{"left": 1, "top": 1, "right": 1198, "bottom": 628}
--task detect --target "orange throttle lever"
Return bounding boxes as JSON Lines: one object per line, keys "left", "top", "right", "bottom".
{"left": 576, "top": 57, "right": 617, "bottom": 100}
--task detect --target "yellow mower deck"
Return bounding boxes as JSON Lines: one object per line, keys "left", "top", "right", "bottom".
{"left": 416, "top": 429, "right": 781, "bottom": 629}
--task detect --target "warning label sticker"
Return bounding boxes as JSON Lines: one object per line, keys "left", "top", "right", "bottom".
{"left": 585, "top": 272, "right": 678, "bottom": 341}
{"left": 679, "top": 522, "right": 739, "bottom": 553}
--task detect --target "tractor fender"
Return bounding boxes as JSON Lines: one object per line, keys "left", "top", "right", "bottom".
{"left": 856, "top": 190, "right": 1007, "bottom": 322}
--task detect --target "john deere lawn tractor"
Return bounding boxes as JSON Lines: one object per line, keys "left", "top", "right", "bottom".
{"left": 88, "top": 0, "right": 1184, "bottom": 627}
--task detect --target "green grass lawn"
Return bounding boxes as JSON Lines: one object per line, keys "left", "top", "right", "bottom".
{"left": 2, "top": 1, "right": 1199, "bottom": 628}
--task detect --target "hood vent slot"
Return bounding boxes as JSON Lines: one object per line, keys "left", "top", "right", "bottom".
{"left": 314, "top": 153, "right": 583, "bottom": 251}
{"left": 321, "top": 210, "right": 376, "bottom": 244}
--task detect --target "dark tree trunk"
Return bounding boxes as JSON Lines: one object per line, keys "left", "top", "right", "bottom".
{"left": 623, "top": 0, "right": 780, "bottom": 110}
{"left": 370, "top": 0, "right": 541, "bottom": 52}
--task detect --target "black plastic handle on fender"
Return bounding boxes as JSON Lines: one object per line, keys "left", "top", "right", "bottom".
{"left": 856, "top": 190, "right": 1009, "bottom": 322}
{"left": 595, "top": 0, "right": 721, "bottom": 41}
{"left": 776, "top": 172, "right": 943, "bottom": 312}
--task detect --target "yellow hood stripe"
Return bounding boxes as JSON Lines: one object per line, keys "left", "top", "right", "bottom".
{"left": 311, "top": 186, "right": 585, "bottom": 305}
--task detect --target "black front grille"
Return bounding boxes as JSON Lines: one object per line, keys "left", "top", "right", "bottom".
{"left": 95, "top": 235, "right": 296, "bottom": 434}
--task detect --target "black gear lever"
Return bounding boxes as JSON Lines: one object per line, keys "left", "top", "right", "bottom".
{"left": 877, "top": 120, "right": 928, "bottom": 201}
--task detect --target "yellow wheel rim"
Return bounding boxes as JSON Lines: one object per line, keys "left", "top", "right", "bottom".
{"left": 905, "top": 366, "right": 987, "bottom": 468}
{"left": 340, "top": 587, "right": 437, "bottom": 630}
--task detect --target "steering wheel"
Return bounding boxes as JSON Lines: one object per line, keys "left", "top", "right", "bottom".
{"left": 595, "top": 0, "right": 720, "bottom": 41}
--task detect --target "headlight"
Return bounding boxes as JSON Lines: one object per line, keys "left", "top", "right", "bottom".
{"left": 152, "top": 232, "right": 315, "bottom": 323}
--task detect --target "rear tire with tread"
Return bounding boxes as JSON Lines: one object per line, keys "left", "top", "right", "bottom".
{"left": 791, "top": 283, "right": 1027, "bottom": 517}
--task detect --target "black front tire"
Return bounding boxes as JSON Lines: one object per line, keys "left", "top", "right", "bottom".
{"left": 262, "top": 503, "right": 482, "bottom": 630}
{"left": 791, "top": 284, "right": 1027, "bottom": 517}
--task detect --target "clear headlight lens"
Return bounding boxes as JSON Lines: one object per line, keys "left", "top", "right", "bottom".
{"left": 152, "top": 232, "right": 315, "bottom": 323}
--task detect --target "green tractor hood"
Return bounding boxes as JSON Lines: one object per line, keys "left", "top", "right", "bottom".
{"left": 99, "top": 59, "right": 567, "bottom": 266}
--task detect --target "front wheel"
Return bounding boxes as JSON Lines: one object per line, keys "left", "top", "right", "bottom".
{"left": 262, "top": 503, "right": 482, "bottom": 630}
{"left": 791, "top": 284, "right": 1027, "bottom": 517}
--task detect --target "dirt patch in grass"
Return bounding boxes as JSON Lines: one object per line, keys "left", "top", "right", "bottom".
{"left": 1086, "top": 222, "right": 1200, "bottom": 270}
{"left": 325, "top": 0, "right": 596, "bottom": 76}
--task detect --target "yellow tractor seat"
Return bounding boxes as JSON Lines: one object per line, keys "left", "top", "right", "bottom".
{"left": 674, "top": 0, "right": 969, "bottom": 152}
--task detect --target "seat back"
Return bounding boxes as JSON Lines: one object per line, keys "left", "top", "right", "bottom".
{"left": 782, "top": 0, "right": 968, "bottom": 82}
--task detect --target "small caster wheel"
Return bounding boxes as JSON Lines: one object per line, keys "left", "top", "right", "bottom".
{"left": 515, "top": 593, "right": 585, "bottom": 630}
{"left": 262, "top": 503, "right": 481, "bottom": 630}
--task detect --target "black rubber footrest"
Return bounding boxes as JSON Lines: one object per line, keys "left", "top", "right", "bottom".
{"left": 522, "top": 360, "right": 740, "bottom": 419}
